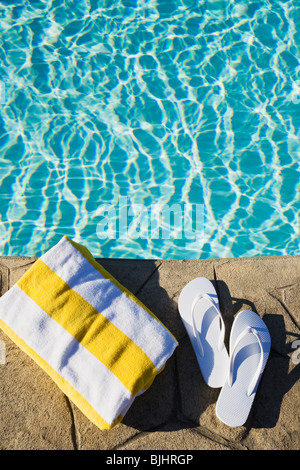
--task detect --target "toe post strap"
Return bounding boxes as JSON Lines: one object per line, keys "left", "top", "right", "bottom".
{"left": 191, "top": 292, "right": 226, "bottom": 358}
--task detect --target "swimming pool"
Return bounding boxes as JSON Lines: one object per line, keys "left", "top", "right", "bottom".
{"left": 0, "top": 0, "right": 299, "bottom": 259}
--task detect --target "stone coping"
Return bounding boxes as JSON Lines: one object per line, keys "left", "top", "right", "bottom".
{"left": 0, "top": 255, "right": 299, "bottom": 450}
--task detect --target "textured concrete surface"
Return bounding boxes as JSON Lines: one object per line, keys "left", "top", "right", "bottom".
{"left": 0, "top": 255, "right": 299, "bottom": 450}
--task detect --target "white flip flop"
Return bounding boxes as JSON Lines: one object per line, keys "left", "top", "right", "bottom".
{"left": 178, "top": 277, "right": 229, "bottom": 388}
{"left": 216, "top": 309, "right": 271, "bottom": 427}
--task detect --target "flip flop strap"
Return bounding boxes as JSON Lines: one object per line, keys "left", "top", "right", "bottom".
{"left": 191, "top": 292, "right": 225, "bottom": 358}
{"left": 228, "top": 326, "right": 264, "bottom": 397}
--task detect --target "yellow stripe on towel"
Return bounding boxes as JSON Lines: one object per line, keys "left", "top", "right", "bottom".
{"left": 17, "top": 259, "right": 157, "bottom": 396}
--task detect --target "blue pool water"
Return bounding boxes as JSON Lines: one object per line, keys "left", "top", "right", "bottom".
{"left": 0, "top": 0, "right": 299, "bottom": 259}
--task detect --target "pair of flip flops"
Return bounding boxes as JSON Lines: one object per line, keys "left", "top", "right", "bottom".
{"left": 178, "top": 277, "right": 271, "bottom": 427}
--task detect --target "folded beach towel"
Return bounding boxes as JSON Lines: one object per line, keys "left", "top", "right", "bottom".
{"left": 0, "top": 236, "right": 178, "bottom": 430}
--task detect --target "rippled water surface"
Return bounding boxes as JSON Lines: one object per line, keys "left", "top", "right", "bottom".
{"left": 0, "top": 0, "right": 299, "bottom": 258}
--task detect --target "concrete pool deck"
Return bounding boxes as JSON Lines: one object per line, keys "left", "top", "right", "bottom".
{"left": 0, "top": 255, "right": 299, "bottom": 450}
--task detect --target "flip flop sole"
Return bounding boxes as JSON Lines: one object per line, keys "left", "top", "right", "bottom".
{"left": 216, "top": 309, "right": 271, "bottom": 427}
{"left": 178, "top": 277, "right": 229, "bottom": 388}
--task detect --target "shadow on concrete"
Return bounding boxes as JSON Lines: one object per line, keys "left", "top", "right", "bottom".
{"left": 249, "top": 314, "right": 300, "bottom": 429}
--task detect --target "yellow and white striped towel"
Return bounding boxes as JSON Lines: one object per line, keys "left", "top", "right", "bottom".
{"left": 0, "top": 236, "right": 178, "bottom": 430}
